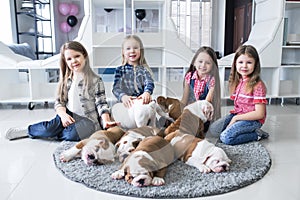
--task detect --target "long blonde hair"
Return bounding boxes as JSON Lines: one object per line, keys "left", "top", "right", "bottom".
{"left": 56, "top": 41, "right": 98, "bottom": 103}
{"left": 121, "top": 35, "right": 153, "bottom": 76}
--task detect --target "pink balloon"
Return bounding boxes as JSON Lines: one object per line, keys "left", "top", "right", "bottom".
{"left": 60, "top": 22, "right": 71, "bottom": 33}
{"left": 58, "top": 3, "right": 70, "bottom": 16}
{"left": 69, "top": 4, "right": 79, "bottom": 16}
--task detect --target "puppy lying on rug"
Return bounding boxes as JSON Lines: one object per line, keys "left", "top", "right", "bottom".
{"left": 60, "top": 126, "right": 125, "bottom": 165}
{"left": 111, "top": 98, "right": 174, "bottom": 130}
{"left": 165, "top": 131, "right": 231, "bottom": 173}
{"left": 115, "top": 126, "right": 164, "bottom": 162}
{"left": 111, "top": 135, "right": 175, "bottom": 187}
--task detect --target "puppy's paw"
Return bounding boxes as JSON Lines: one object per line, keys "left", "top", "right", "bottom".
{"left": 197, "top": 165, "right": 211, "bottom": 173}
{"left": 111, "top": 170, "right": 124, "bottom": 180}
{"left": 151, "top": 177, "right": 165, "bottom": 186}
{"left": 60, "top": 146, "right": 80, "bottom": 162}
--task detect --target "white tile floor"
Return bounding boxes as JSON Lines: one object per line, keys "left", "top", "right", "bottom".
{"left": 1, "top": 102, "right": 300, "bottom": 200}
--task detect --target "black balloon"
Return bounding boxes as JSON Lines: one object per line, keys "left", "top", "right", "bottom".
{"left": 67, "top": 15, "right": 78, "bottom": 27}
{"left": 135, "top": 9, "right": 146, "bottom": 21}
{"left": 104, "top": 8, "right": 113, "bottom": 13}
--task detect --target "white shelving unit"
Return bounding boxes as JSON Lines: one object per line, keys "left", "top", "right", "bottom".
{"left": 280, "top": 1, "right": 300, "bottom": 102}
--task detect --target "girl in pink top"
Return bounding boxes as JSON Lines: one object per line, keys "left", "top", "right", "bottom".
{"left": 209, "top": 45, "right": 269, "bottom": 145}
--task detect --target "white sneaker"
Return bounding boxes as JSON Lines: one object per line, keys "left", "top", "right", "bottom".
{"left": 5, "top": 127, "right": 28, "bottom": 140}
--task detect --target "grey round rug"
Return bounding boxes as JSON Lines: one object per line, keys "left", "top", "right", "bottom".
{"left": 53, "top": 141, "right": 271, "bottom": 198}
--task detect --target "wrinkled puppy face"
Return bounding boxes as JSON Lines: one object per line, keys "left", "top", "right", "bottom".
{"left": 204, "top": 147, "right": 231, "bottom": 173}
{"left": 201, "top": 100, "right": 214, "bottom": 121}
{"left": 81, "top": 137, "right": 115, "bottom": 165}
{"left": 123, "top": 151, "right": 155, "bottom": 187}
{"left": 156, "top": 96, "right": 168, "bottom": 112}
{"left": 115, "top": 132, "right": 143, "bottom": 162}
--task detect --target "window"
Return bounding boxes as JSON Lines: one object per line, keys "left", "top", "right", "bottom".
{"left": 171, "top": 0, "right": 212, "bottom": 51}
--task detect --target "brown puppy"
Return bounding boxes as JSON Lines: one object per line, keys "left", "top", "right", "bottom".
{"left": 156, "top": 96, "right": 184, "bottom": 120}
{"left": 111, "top": 135, "right": 175, "bottom": 187}
{"left": 60, "top": 126, "right": 125, "bottom": 165}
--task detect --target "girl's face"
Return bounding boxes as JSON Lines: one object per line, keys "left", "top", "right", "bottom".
{"left": 123, "top": 38, "right": 141, "bottom": 66}
{"left": 236, "top": 54, "right": 255, "bottom": 78}
{"left": 64, "top": 49, "right": 86, "bottom": 73}
{"left": 194, "top": 52, "right": 213, "bottom": 76}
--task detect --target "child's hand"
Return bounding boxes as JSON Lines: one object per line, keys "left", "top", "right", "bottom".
{"left": 121, "top": 95, "right": 134, "bottom": 108}
{"left": 140, "top": 92, "right": 151, "bottom": 104}
{"left": 60, "top": 113, "right": 75, "bottom": 127}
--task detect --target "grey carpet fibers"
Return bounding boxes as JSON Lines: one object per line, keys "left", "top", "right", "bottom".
{"left": 53, "top": 141, "right": 271, "bottom": 198}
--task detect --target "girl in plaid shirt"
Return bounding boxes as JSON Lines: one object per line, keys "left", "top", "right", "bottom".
{"left": 181, "top": 46, "right": 221, "bottom": 132}
{"left": 112, "top": 35, "right": 154, "bottom": 108}
{"left": 209, "top": 45, "right": 269, "bottom": 145}
{"left": 6, "top": 41, "right": 117, "bottom": 141}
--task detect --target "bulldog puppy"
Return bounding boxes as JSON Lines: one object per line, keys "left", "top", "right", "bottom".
{"left": 60, "top": 126, "right": 125, "bottom": 165}
{"left": 165, "top": 130, "right": 231, "bottom": 173}
{"left": 112, "top": 98, "right": 174, "bottom": 130}
{"left": 165, "top": 100, "right": 213, "bottom": 136}
{"left": 156, "top": 96, "right": 184, "bottom": 120}
{"left": 115, "top": 126, "right": 164, "bottom": 162}
{"left": 111, "top": 135, "right": 175, "bottom": 187}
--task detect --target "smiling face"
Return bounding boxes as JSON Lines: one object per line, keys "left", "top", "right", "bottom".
{"left": 64, "top": 49, "right": 86, "bottom": 73}
{"left": 193, "top": 52, "right": 213, "bottom": 77}
{"left": 122, "top": 38, "right": 141, "bottom": 66}
{"left": 235, "top": 53, "right": 256, "bottom": 78}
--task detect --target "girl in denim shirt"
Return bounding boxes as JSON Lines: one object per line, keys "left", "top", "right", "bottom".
{"left": 112, "top": 35, "right": 154, "bottom": 108}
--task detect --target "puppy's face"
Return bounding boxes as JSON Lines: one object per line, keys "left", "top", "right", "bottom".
{"left": 201, "top": 100, "right": 214, "bottom": 121}
{"left": 115, "top": 132, "right": 144, "bottom": 162}
{"left": 204, "top": 147, "right": 231, "bottom": 173}
{"left": 123, "top": 151, "right": 155, "bottom": 187}
{"left": 81, "top": 137, "right": 115, "bottom": 165}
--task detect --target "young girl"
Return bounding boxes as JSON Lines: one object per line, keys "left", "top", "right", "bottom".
{"left": 209, "top": 45, "right": 269, "bottom": 145}
{"left": 6, "top": 41, "right": 116, "bottom": 141}
{"left": 112, "top": 35, "right": 154, "bottom": 107}
{"left": 181, "top": 46, "right": 221, "bottom": 131}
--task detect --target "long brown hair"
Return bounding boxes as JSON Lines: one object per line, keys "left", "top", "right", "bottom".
{"left": 229, "top": 45, "right": 262, "bottom": 95}
{"left": 185, "top": 46, "right": 221, "bottom": 121}
{"left": 56, "top": 41, "right": 98, "bottom": 103}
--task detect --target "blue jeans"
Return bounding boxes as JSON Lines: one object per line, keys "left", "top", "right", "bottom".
{"left": 209, "top": 113, "right": 262, "bottom": 145}
{"left": 28, "top": 109, "right": 95, "bottom": 141}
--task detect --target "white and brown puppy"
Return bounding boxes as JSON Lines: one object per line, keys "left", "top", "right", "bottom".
{"left": 165, "top": 100, "right": 214, "bottom": 136}
{"left": 156, "top": 96, "right": 184, "bottom": 120}
{"left": 60, "top": 126, "right": 125, "bottom": 165}
{"left": 111, "top": 135, "right": 175, "bottom": 187}
{"left": 111, "top": 98, "right": 174, "bottom": 130}
{"left": 115, "top": 126, "right": 164, "bottom": 162}
{"left": 165, "top": 131, "right": 231, "bottom": 173}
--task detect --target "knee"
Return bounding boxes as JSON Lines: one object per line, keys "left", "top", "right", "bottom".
{"left": 220, "top": 133, "right": 235, "bottom": 145}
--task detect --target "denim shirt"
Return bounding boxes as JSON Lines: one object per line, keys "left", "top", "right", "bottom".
{"left": 54, "top": 75, "right": 110, "bottom": 130}
{"left": 112, "top": 64, "right": 155, "bottom": 102}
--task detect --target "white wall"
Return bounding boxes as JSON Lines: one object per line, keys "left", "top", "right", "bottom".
{"left": 0, "top": 0, "right": 14, "bottom": 44}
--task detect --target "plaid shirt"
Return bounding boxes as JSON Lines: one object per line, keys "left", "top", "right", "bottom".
{"left": 112, "top": 64, "right": 154, "bottom": 102}
{"left": 230, "top": 78, "right": 267, "bottom": 124}
{"left": 185, "top": 71, "right": 215, "bottom": 100}
{"left": 54, "top": 75, "right": 110, "bottom": 130}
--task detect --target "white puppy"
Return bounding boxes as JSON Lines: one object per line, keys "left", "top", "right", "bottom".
{"left": 111, "top": 99, "right": 173, "bottom": 130}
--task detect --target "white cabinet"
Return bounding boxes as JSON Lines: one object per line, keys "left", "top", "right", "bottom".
{"left": 280, "top": 1, "right": 300, "bottom": 100}
{"left": 0, "top": 66, "right": 58, "bottom": 109}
